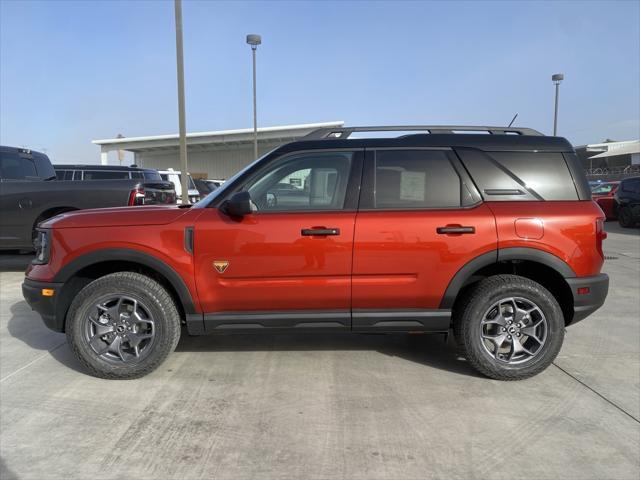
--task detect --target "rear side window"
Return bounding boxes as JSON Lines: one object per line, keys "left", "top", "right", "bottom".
{"left": 489, "top": 152, "right": 578, "bottom": 200}
{"left": 0, "top": 153, "right": 38, "bottom": 180}
{"left": 83, "top": 170, "right": 131, "bottom": 180}
{"left": 457, "top": 149, "right": 579, "bottom": 201}
{"left": 373, "top": 150, "right": 462, "bottom": 208}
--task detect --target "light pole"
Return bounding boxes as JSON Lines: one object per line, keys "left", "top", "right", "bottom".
{"left": 174, "top": 0, "right": 189, "bottom": 204}
{"left": 246, "top": 34, "right": 262, "bottom": 159}
{"left": 552, "top": 73, "right": 564, "bottom": 136}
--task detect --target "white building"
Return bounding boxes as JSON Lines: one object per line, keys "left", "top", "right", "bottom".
{"left": 576, "top": 139, "right": 640, "bottom": 170}
{"left": 92, "top": 121, "right": 343, "bottom": 180}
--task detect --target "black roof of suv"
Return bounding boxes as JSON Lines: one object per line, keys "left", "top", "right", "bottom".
{"left": 203, "top": 125, "right": 590, "bottom": 206}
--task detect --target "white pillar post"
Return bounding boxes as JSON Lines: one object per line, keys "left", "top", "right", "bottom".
{"left": 100, "top": 146, "right": 109, "bottom": 165}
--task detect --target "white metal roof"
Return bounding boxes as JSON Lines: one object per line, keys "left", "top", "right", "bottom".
{"left": 588, "top": 140, "right": 640, "bottom": 159}
{"left": 93, "top": 121, "right": 344, "bottom": 152}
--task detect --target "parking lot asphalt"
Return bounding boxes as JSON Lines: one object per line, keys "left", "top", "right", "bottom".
{"left": 1, "top": 223, "right": 638, "bottom": 480}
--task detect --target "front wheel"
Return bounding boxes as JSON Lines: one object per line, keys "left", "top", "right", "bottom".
{"left": 454, "top": 275, "right": 564, "bottom": 380}
{"left": 66, "top": 272, "right": 181, "bottom": 379}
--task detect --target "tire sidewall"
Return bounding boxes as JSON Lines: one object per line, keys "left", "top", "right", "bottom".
{"left": 618, "top": 207, "right": 632, "bottom": 227}
{"left": 464, "top": 280, "right": 564, "bottom": 377}
{"left": 66, "top": 273, "right": 179, "bottom": 378}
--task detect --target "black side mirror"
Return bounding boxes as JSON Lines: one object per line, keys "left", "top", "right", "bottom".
{"left": 225, "top": 191, "right": 253, "bottom": 217}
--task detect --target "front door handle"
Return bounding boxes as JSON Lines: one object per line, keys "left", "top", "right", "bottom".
{"left": 436, "top": 225, "right": 476, "bottom": 234}
{"left": 301, "top": 227, "right": 340, "bottom": 236}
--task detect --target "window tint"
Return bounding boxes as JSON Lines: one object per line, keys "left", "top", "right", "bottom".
{"left": 143, "top": 171, "right": 161, "bottom": 181}
{"left": 488, "top": 152, "right": 578, "bottom": 200}
{"left": 0, "top": 153, "right": 38, "bottom": 179}
{"left": 247, "top": 151, "right": 353, "bottom": 211}
{"left": 33, "top": 154, "right": 55, "bottom": 179}
{"left": 374, "top": 150, "right": 461, "bottom": 208}
{"left": 83, "top": 170, "right": 130, "bottom": 180}
{"left": 131, "top": 171, "right": 143, "bottom": 179}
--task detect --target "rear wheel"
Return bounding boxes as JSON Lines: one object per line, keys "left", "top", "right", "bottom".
{"left": 618, "top": 206, "right": 633, "bottom": 228}
{"left": 454, "top": 275, "right": 564, "bottom": 380}
{"left": 66, "top": 272, "right": 181, "bottom": 379}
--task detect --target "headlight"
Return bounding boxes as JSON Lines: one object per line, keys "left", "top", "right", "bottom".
{"left": 32, "top": 229, "right": 51, "bottom": 265}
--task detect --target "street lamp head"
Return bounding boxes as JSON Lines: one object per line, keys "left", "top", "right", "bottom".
{"left": 552, "top": 73, "right": 564, "bottom": 83}
{"left": 246, "top": 34, "right": 262, "bottom": 49}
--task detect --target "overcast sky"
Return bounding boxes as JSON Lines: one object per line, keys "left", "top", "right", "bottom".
{"left": 1, "top": 0, "right": 638, "bottom": 164}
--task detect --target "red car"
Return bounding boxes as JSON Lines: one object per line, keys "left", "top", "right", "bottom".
{"left": 22, "top": 125, "right": 609, "bottom": 381}
{"left": 591, "top": 181, "right": 620, "bottom": 220}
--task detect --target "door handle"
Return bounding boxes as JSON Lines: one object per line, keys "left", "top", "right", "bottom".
{"left": 436, "top": 225, "right": 476, "bottom": 234}
{"left": 301, "top": 227, "right": 340, "bottom": 236}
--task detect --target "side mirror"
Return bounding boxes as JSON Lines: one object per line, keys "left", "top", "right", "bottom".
{"left": 225, "top": 191, "right": 253, "bottom": 217}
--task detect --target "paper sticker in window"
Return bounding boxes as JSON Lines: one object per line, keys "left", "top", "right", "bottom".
{"left": 400, "top": 171, "right": 426, "bottom": 201}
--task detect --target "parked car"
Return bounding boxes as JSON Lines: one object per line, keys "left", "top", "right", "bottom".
{"left": 614, "top": 176, "right": 640, "bottom": 227}
{"left": 54, "top": 164, "right": 164, "bottom": 181}
{"left": 0, "top": 146, "right": 176, "bottom": 250}
{"left": 158, "top": 168, "right": 200, "bottom": 204}
{"left": 590, "top": 181, "right": 619, "bottom": 220}
{"left": 193, "top": 178, "right": 219, "bottom": 198}
{"left": 23, "top": 125, "right": 608, "bottom": 381}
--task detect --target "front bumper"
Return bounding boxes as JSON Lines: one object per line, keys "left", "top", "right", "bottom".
{"left": 566, "top": 273, "right": 609, "bottom": 324}
{"left": 22, "top": 278, "right": 65, "bottom": 332}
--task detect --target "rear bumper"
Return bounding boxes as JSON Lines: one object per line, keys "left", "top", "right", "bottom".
{"left": 22, "top": 278, "right": 65, "bottom": 332}
{"left": 566, "top": 273, "right": 609, "bottom": 324}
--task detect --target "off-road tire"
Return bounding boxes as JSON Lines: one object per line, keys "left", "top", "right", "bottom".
{"left": 66, "top": 272, "right": 181, "bottom": 379}
{"left": 453, "top": 275, "right": 564, "bottom": 381}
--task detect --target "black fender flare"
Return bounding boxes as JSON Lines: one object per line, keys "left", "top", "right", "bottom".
{"left": 439, "top": 247, "right": 576, "bottom": 309}
{"left": 54, "top": 248, "right": 196, "bottom": 314}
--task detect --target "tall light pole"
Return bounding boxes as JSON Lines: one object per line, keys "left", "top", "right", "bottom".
{"left": 174, "top": 0, "right": 189, "bottom": 204}
{"left": 246, "top": 34, "right": 262, "bottom": 159}
{"left": 552, "top": 73, "right": 564, "bottom": 136}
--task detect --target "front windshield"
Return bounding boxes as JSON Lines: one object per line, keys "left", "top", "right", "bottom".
{"left": 191, "top": 148, "right": 278, "bottom": 209}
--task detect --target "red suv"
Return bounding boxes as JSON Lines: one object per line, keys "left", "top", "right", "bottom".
{"left": 22, "top": 126, "right": 609, "bottom": 380}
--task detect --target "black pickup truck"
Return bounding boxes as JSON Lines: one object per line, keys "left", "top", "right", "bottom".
{"left": 0, "top": 146, "right": 176, "bottom": 250}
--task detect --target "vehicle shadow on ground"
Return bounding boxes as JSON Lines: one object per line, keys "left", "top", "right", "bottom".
{"left": 7, "top": 302, "right": 86, "bottom": 375}
{"left": 7, "top": 301, "right": 479, "bottom": 378}
{"left": 176, "top": 329, "right": 481, "bottom": 378}
{"left": 605, "top": 221, "right": 640, "bottom": 235}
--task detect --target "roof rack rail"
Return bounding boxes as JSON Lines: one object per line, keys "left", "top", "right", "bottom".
{"left": 302, "top": 125, "right": 544, "bottom": 140}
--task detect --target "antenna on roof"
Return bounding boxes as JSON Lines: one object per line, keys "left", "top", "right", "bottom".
{"left": 507, "top": 113, "right": 518, "bottom": 128}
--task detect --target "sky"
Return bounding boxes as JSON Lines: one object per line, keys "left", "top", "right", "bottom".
{"left": 1, "top": 0, "right": 639, "bottom": 164}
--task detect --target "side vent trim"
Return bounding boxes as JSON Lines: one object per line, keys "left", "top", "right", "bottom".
{"left": 184, "top": 226, "right": 194, "bottom": 254}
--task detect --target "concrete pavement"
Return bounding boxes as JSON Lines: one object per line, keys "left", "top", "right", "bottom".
{"left": 1, "top": 224, "right": 638, "bottom": 480}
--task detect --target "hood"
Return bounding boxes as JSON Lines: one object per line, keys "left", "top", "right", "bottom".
{"left": 40, "top": 205, "right": 191, "bottom": 229}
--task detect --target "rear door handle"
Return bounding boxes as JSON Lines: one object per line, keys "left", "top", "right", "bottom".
{"left": 301, "top": 227, "right": 340, "bottom": 236}
{"left": 436, "top": 226, "right": 476, "bottom": 234}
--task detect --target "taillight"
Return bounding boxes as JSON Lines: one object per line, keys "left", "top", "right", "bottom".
{"left": 128, "top": 187, "right": 146, "bottom": 206}
{"left": 595, "top": 218, "right": 606, "bottom": 258}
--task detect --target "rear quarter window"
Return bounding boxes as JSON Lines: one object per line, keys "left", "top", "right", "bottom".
{"left": 457, "top": 149, "right": 579, "bottom": 201}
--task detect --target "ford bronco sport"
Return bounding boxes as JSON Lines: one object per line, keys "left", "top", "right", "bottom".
{"left": 22, "top": 126, "right": 609, "bottom": 380}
